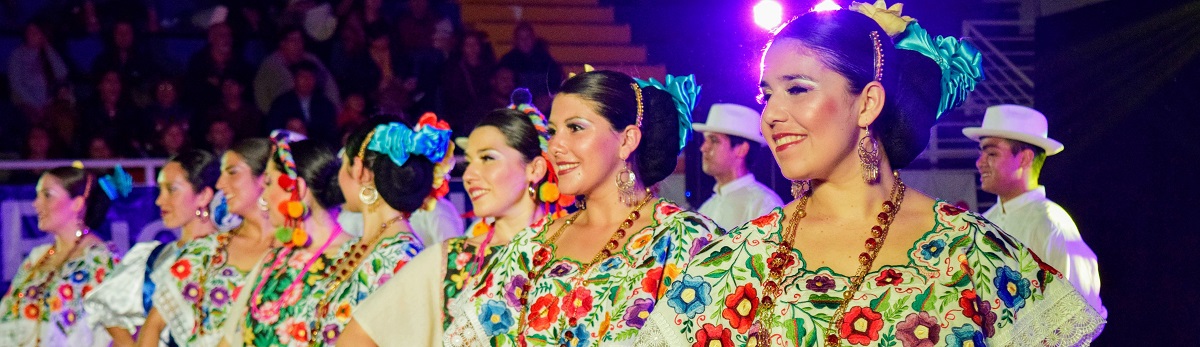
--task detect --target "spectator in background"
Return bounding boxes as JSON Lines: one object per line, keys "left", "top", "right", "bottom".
{"left": 9, "top": 127, "right": 65, "bottom": 184}
{"left": 396, "top": 0, "right": 451, "bottom": 113}
{"left": 266, "top": 61, "right": 338, "bottom": 146}
{"left": 145, "top": 78, "right": 192, "bottom": 134}
{"left": 498, "top": 22, "right": 563, "bottom": 106}
{"left": 254, "top": 27, "right": 340, "bottom": 113}
{"left": 85, "top": 135, "right": 118, "bottom": 159}
{"left": 440, "top": 30, "right": 495, "bottom": 136}
{"left": 42, "top": 82, "right": 82, "bottom": 155}
{"left": 483, "top": 66, "right": 515, "bottom": 112}
{"left": 148, "top": 120, "right": 190, "bottom": 157}
{"left": 81, "top": 70, "right": 147, "bottom": 157}
{"left": 184, "top": 22, "right": 254, "bottom": 109}
{"left": 204, "top": 119, "right": 236, "bottom": 155}
{"left": 203, "top": 77, "right": 264, "bottom": 141}
{"left": 8, "top": 22, "right": 68, "bottom": 119}
{"left": 91, "top": 20, "right": 160, "bottom": 103}
{"left": 336, "top": 93, "right": 369, "bottom": 143}
{"left": 395, "top": 0, "right": 442, "bottom": 54}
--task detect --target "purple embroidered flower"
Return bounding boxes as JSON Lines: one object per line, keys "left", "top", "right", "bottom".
{"left": 689, "top": 237, "right": 711, "bottom": 258}
{"left": 209, "top": 286, "right": 231, "bottom": 307}
{"left": 182, "top": 283, "right": 202, "bottom": 302}
{"left": 24, "top": 286, "right": 38, "bottom": 299}
{"left": 895, "top": 312, "right": 941, "bottom": 347}
{"left": 548, "top": 263, "right": 572, "bottom": 277}
{"left": 504, "top": 275, "right": 529, "bottom": 308}
{"left": 221, "top": 267, "right": 236, "bottom": 277}
{"left": 61, "top": 310, "right": 77, "bottom": 325}
{"left": 806, "top": 275, "right": 835, "bottom": 293}
{"left": 622, "top": 298, "right": 654, "bottom": 329}
{"left": 321, "top": 324, "right": 341, "bottom": 344}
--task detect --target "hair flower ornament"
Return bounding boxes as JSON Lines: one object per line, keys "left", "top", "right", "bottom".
{"left": 367, "top": 113, "right": 455, "bottom": 211}
{"left": 508, "top": 88, "right": 573, "bottom": 217}
{"left": 634, "top": 74, "right": 701, "bottom": 150}
{"left": 269, "top": 129, "right": 312, "bottom": 247}
{"left": 97, "top": 164, "right": 133, "bottom": 200}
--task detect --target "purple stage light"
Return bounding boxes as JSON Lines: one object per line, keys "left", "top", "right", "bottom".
{"left": 811, "top": 0, "right": 843, "bottom": 12}
{"left": 753, "top": 0, "right": 784, "bottom": 30}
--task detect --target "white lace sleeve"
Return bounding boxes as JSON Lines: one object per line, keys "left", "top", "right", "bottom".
{"left": 632, "top": 303, "right": 691, "bottom": 347}
{"left": 993, "top": 277, "right": 1106, "bottom": 346}
{"left": 441, "top": 294, "right": 489, "bottom": 347}
{"left": 83, "top": 242, "right": 160, "bottom": 332}
{"left": 151, "top": 260, "right": 196, "bottom": 342}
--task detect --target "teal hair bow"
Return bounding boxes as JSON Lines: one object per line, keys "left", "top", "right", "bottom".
{"left": 98, "top": 165, "right": 132, "bottom": 200}
{"left": 634, "top": 74, "right": 701, "bottom": 150}
{"left": 894, "top": 22, "right": 986, "bottom": 117}
{"left": 367, "top": 122, "right": 452, "bottom": 167}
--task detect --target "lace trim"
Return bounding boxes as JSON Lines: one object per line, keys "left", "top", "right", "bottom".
{"left": 151, "top": 269, "right": 196, "bottom": 341}
{"left": 442, "top": 296, "right": 490, "bottom": 347}
{"left": 633, "top": 309, "right": 690, "bottom": 347}
{"left": 999, "top": 280, "right": 1106, "bottom": 346}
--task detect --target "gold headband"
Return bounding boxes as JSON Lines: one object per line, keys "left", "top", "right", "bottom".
{"left": 870, "top": 31, "right": 884, "bottom": 81}
{"left": 358, "top": 129, "right": 377, "bottom": 161}
{"left": 631, "top": 83, "right": 644, "bottom": 128}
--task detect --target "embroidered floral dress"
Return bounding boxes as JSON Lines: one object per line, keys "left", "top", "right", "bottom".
{"left": 84, "top": 240, "right": 178, "bottom": 345}
{"left": 440, "top": 236, "right": 501, "bottom": 327}
{"left": 0, "top": 243, "right": 117, "bottom": 346}
{"left": 244, "top": 230, "right": 422, "bottom": 347}
{"left": 636, "top": 201, "right": 1106, "bottom": 347}
{"left": 444, "top": 199, "right": 721, "bottom": 346}
{"left": 152, "top": 233, "right": 255, "bottom": 346}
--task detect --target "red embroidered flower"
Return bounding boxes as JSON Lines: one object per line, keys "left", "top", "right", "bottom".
{"left": 874, "top": 269, "right": 903, "bottom": 286}
{"left": 22, "top": 304, "right": 39, "bottom": 319}
{"left": 473, "top": 273, "right": 495, "bottom": 298}
{"left": 95, "top": 267, "right": 105, "bottom": 282}
{"left": 81, "top": 285, "right": 93, "bottom": 298}
{"left": 392, "top": 260, "right": 409, "bottom": 274}
{"left": 658, "top": 203, "right": 681, "bottom": 216}
{"left": 839, "top": 306, "right": 883, "bottom": 346}
{"left": 721, "top": 284, "right": 759, "bottom": 334}
{"left": 57, "top": 284, "right": 74, "bottom": 300}
{"left": 526, "top": 294, "right": 560, "bottom": 332}
{"left": 561, "top": 287, "right": 594, "bottom": 320}
{"left": 286, "top": 320, "right": 310, "bottom": 342}
{"left": 939, "top": 203, "right": 966, "bottom": 216}
{"left": 766, "top": 251, "right": 796, "bottom": 272}
{"left": 532, "top": 248, "right": 552, "bottom": 268}
{"left": 750, "top": 212, "right": 778, "bottom": 228}
{"left": 692, "top": 323, "right": 734, "bottom": 347}
{"left": 959, "top": 289, "right": 984, "bottom": 324}
{"left": 642, "top": 267, "right": 664, "bottom": 294}
{"left": 170, "top": 260, "right": 192, "bottom": 279}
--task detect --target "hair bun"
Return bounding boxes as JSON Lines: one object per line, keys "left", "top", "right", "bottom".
{"left": 510, "top": 88, "right": 534, "bottom": 105}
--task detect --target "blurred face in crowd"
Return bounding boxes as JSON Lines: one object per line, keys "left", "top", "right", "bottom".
{"left": 24, "top": 23, "right": 47, "bottom": 48}
{"left": 33, "top": 174, "right": 83, "bottom": 233}
{"left": 463, "top": 34, "right": 482, "bottom": 62}
{"left": 156, "top": 162, "right": 213, "bottom": 229}
{"left": 344, "top": 94, "right": 366, "bottom": 114}
{"left": 99, "top": 72, "right": 123, "bottom": 103}
{"left": 27, "top": 127, "right": 52, "bottom": 159}
{"left": 285, "top": 119, "right": 308, "bottom": 135}
{"left": 515, "top": 26, "right": 535, "bottom": 54}
{"left": 221, "top": 79, "right": 244, "bottom": 103}
{"left": 208, "top": 22, "right": 233, "bottom": 47}
{"left": 294, "top": 69, "right": 317, "bottom": 97}
{"left": 280, "top": 31, "right": 306, "bottom": 62}
{"left": 88, "top": 137, "right": 115, "bottom": 159}
{"left": 160, "top": 124, "right": 187, "bottom": 154}
{"left": 113, "top": 22, "right": 135, "bottom": 50}
{"left": 216, "top": 151, "right": 265, "bottom": 218}
{"left": 156, "top": 81, "right": 178, "bottom": 107}
{"left": 491, "top": 68, "right": 515, "bottom": 97}
{"left": 207, "top": 121, "right": 235, "bottom": 150}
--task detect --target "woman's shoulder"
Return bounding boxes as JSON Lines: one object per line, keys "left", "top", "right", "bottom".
{"left": 653, "top": 199, "right": 723, "bottom": 236}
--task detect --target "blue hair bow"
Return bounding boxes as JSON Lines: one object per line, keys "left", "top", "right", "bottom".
{"left": 894, "top": 22, "right": 986, "bottom": 117}
{"left": 367, "top": 122, "right": 452, "bottom": 167}
{"left": 98, "top": 165, "right": 133, "bottom": 200}
{"left": 634, "top": 74, "right": 701, "bottom": 150}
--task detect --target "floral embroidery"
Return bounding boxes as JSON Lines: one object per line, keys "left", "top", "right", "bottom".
{"left": 895, "top": 312, "right": 940, "bottom": 347}
{"left": 839, "top": 306, "right": 883, "bottom": 345}
{"left": 692, "top": 323, "right": 733, "bottom": 347}
{"left": 720, "top": 283, "right": 758, "bottom": 334}
{"left": 0, "top": 244, "right": 114, "bottom": 343}
{"left": 994, "top": 266, "right": 1031, "bottom": 310}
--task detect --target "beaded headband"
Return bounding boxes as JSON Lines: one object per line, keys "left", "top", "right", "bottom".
{"left": 506, "top": 89, "right": 572, "bottom": 215}
{"left": 631, "top": 83, "right": 645, "bottom": 128}
{"left": 870, "top": 30, "right": 884, "bottom": 81}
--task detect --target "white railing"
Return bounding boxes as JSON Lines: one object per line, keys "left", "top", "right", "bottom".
{"left": 0, "top": 158, "right": 168, "bottom": 183}
{"left": 919, "top": 120, "right": 982, "bottom": 164}
{"left": 961, "top": 20, "right": 1035, "bottom": 111}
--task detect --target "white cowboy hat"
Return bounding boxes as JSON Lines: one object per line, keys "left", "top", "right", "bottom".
{"left": 962, "top": 104, "right": 1064, "bottom": 155}
{"left": 692, "top": 103, "right": 767, "bottom": 145}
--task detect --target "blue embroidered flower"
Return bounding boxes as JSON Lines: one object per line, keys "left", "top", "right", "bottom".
{"left": 598, "top": 257, "right": 623, "bottom": 272}
{"left": 562, "top": 324, "right": 591, "bottom": 347}
{"left": 69, "top": 270, "right": 89, "bottom": 284}
{"left": 652, "top": 236, "right": 672, "bottom": 264}
{"left": 994, "top": 266, "right": 1031, "bottom": 310}
{"left": 479, "top": 299, "right": 514, "bottom": 337}
{"left": 665, "top": 274, "right": 712, "bottom": 319}
{"left": 920, "top": 239, "right": 946, "bottom": 260}
{"left": 945, "top": 324, "right": 987, "bottom": 347}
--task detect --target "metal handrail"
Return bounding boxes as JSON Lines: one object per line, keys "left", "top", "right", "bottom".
{"left": 961, "top": 20, "right": 1035, "bottom": 108}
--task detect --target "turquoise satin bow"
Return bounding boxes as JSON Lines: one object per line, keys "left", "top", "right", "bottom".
{"left": 367, "top": 123, "right": 452, "bottom": 167}
{"left": 634, "top": 74, "right": 701, "bottom": 150}
{"left": 98, "top": 164, "right": 132, "bottom": 200}
{"left": 895, "top": 22, "right": 985, "bottom": 117}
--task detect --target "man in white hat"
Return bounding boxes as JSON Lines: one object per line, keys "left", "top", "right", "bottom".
{"left": 694, "top": 103, "right": 783, "bottom": 230}
{"left": 963, "top": 104, "right": 1106, "bottom": 318}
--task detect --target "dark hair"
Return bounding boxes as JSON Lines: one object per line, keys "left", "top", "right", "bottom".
{"left": 230, "top": 138, "right": 273, "bottom": 176}
{"left": 43, "top": 167, "right": 111, "bottom": 230}
{"left": 168, "top": 149, "right": 221, "bottom": 193}
{"left": 344, "top": 115, "right": 434, "bottom": 213}
{"left": 271, "top": 139, "right": 345, "bottom": 209}
{"left": 290, "top": 60, "right": 320, "bottom": 76}
{"left": 771, "top": 10, "right": 941, "bottom": 169}
{"left": 1001, "top": 138, "right": 1047, "bottom": 177}
{"left": 725, "top": 134, "right": 758, "bottom": 169}
{"left": 558, "top": 70, "right": 682, "bottom": 186}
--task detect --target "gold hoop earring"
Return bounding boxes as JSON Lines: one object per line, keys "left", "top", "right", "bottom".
{"left": 527, "top": 184, "right": 537, "bottom": 199}
{"left": 615, "top": 162, "right": 638, "bottom": 206}
{"left": 359, "top": 186, "right": 380, "bottom": 206}
{"left": 195, "top": 208, "right": 210, "bottom": 218}
{"left": 858, "top": 128, "right": 881, "bottom": 184}
{"left": 257, "top": 197, "right": 269, "bottom": 212}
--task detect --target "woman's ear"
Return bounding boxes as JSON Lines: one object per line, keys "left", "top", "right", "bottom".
{"left": 617, "top": 125, "right": 643, "bottom": 161}
{"left": 526, "top": 155, "right": 549, "bottom": 184}
{"left": 197, "top": 187, "right": 216, "bottom": 209}
{"left": 855, "top": 81, "right": 886, "bottom": 128}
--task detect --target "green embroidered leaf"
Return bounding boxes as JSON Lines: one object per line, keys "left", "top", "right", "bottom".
{"left": 811, "top": 294, "right": 842, "bottom": 309}
{"left": 944, "top": 270, "right": 970, "bottom": 287}
{"left": 912, "top": 283, "right": 935, "bottom": 312}
{"left": 870, "top": 288, "right": 891, "bottom": 311}
{"left": 705, "top": 269, "right": 729, "bottom": 279}
{"left": 947, "top": 235, "right": 972, "bottom": 255}
{"left": 613, "top": 326, "right": 640, "bottom": 341}
{"left": 747, "top": 254, "right": 765, "bottom": 281}
{"left": 698, "top": 246, "right": 735, "bottom": 267}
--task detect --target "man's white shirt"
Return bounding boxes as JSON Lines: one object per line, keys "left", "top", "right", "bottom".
{"left": 698, "top": 174, "right": 784, "bottom": 231}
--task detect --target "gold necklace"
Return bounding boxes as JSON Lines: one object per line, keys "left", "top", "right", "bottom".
{"left": 514, "top": 192, "right": 654, "bottom": 335}
{"left": 753, "top": 174, "right": 906, "bottom": 347}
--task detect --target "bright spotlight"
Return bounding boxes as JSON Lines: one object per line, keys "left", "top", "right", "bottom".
{"left": 753, "top": 0, "right": 784, "bottom": 30}
{"left": 811, "top": 0, "right": 843, "bottom": 12}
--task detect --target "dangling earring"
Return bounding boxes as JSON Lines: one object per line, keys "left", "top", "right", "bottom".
{"left": 615, "top": 162, "right": 638, "bottom": 206}
{"left": 258, "top": 197, "right": 269, "bottom": 212}
{"left": 790, "top": 180, "right": 811, "bottom": 199}
{"left": 359, "top": 185, "right": 380, "bottom": 206}
{"left": 858, "top": 127, "right": 881, "bottom": 184}
{"left": 195, "top": 208, "right": 211, "bottom": 219}
{"left": 527, "top": 184, "right": 537, "bottom": 199}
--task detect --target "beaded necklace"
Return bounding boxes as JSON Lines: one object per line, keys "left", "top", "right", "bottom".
{"left": 10, "top": 229, "right": 89, "bottom": 345}
{"left": 308, "top": 215, "right": 406, "bottom": 344}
